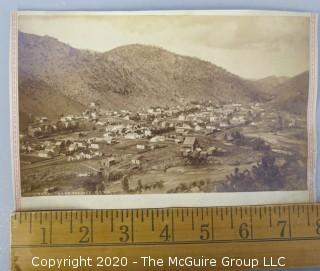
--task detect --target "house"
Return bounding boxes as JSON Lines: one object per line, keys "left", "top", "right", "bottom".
{"left": 67, "top": 156, "right": 75, "bottom": 162}
{"left": 109, "top": 125, "right": 124, "bottom": 133}
{"left": 186, "top": 114, "right": 195, "bottom": 121}
{"left": 75, "top": 152, "right": 86, "bottom": 160}
{"left": 210, "top": 116, "right": 217, "bottom": 122}
{"left": 131, "top": 159, "right": 141, "bottom": 166}
{"left": 100, "top": 157, "right": 116, "bottom": 168}
{"left": 85, "top": 153, "right": 93, "bottom": 160}
{"left": 136, "top": 144, "right": 147, "bottom": 150}
{"left": 39, "top": 117, "right": 49, "bottom": 123}
{"left": 154, "top": 111, "right": 162, "bottom": 117}
{"left": 152, "top": 119, "right": 160, "bottom": 126}
{"left": 45, "top": 146, "right": 59, "bottom": 156}
{"left": 55, "top": 141, "right": 63, "bottom": 147}
{"left": 160, "top": 121, "right": 169, "bottom": 128}
{"left": 28, "top": 125, "right": 42, "bottom": 137}
{"left": 219, "top": 122, "right": 230, "bottom": 128}
{"left": 176, "top": 124, "right": 192, "bottom": 134}
{"left": 90, "top": 143, "right": 100, "bottom": 150}
{"left": 206, "top": 106, "right": 214, "bottom": 112}
{"left": 182, "top": 137, "right": 199, "bottom": 152}
{"left": 96, "top": 121, "right": 106, "bottom": 126}
{"left": 104, "top": 135, "right": 116, "bottom": 144}
{"left": 206, "top": 125, "right": 216, "bottom": 131}
{"left": 182, "top": 124, "right": 192, "bottom": 130}
{"left": 230, "top": 116, "right": 246, "bottom": 125}
{"left": 87, "top": 137, "right": 96, "bottom": 144}
{"left": 165, "top": 110, "right": 173, "bottom": 117}
{"left": 207, "top": 147, "right": 217, "bottom": 156}
{"left": 182, "top": 149, "right": 191, "bottom": 157}
{"left": 106, "top": 157, "right": 116, "bottom": 167}
{"left": 125, "top": 133, "right": 140, "bottom": 140}
{"left": 38, "top": 150, "right": 53, "bottom": 158}
{"left": 150, "top": 136, "right": 165, "bottom": 143}
{"left": 75, "top": 141, "right": 86, "bottom": 148}
{"left": 199, "top": 151, "right": 208, "bottom": 159}
{"left": 94, "top": 137, "right": 107, "bottom": 143}
{"left": 175, "top": 127, "right": 185, "bottom": 134}
{"left": 51, "top": 125, "right": 58, "bottom": 132}
{"left": 144, "top": 130, "right": 152, "bottom": 137}
{"left": 139, "top": 113, "right": 149, "bottom": 121}
{"left": 93, "top": 151, "right": 103, "bottom": 157}
{"left": 91, "top": 112, "right": 97, "bottom": 119}
{"left": 61, "top": 115, "right": 74, "bottom": 122}
{"left": 68, "top": 143, "right": 78, "bottom": 152}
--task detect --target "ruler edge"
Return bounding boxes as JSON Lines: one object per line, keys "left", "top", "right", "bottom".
{"left": 10, "top": 203, "right": 320, "bottom": 216}
{"left": 10, "top": 203, "right": 320, "bottom": 270}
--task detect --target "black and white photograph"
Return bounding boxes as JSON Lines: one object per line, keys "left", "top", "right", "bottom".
{"left": 11, "top": 11, "right": 317, "bottom": 206}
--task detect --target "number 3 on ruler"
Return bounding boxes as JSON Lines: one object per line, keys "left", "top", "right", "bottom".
{"left": 120, "top": 225, "right": 129, "bottom": 242}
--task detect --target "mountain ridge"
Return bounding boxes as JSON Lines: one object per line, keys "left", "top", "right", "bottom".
{"left": 267, "top": 71, "right": 309, "bottom": 115}
{"left": 18, "top": 31, "right": 308, "bottom": 127}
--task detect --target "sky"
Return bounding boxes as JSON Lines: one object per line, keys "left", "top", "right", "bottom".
{"left": 18, "top": 12, "right": 310, "bottom": 79}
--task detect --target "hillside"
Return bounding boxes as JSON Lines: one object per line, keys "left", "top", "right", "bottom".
{"left": 267, "top": 71, "right": 309, "bottom": 115}
{"left": 18, "top": 78, "right": 85, "bottom": 130}
{"left": 18, "top": 31, "right": 268, "bottom": 126}
{"left": 252, "top": 75, "right": 289, "bottom": 98}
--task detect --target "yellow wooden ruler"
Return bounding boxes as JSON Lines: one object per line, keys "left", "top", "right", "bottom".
{"left": 11, "top": 204, "right": 320, "bottom": 270}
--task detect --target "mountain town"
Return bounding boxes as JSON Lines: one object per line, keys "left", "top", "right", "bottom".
{"left": 20, "top": 98, "right": 307, "bottom": 196}
{"left": 18, "top": 32, "right": 309, "bottom": 196}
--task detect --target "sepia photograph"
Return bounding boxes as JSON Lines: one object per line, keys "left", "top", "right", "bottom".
{"left": 11, "top": 11, "right": 317, "bottom": 207}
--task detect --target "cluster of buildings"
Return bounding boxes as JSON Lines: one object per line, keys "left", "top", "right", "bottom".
{"left": 25, "top": 101, "right": 264, "bottom": 139}
{"left": 21, "top": 100, "right": 302, "bottom": 165}
{"left": 20, "top": 136, "right": 105, "bottom": 161}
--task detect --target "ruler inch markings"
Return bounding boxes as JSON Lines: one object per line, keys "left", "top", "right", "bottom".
{"left": 191, "top": 208, "right": 194, "bottom": 230}
{"left": 250, "top": 207, "right": 253, "bottom": 239}
{"left": 11, "top": 204, "right": 320, "bottom": 247}
{"left": 49, "top": 212, "right": 52, "bottom": 244}
{"left": 171, "top": 208, "right": 175, "bottom": 242}
{"left": 211, "top": 208, "right": 214, "bottom": 241}
{"left": 90, "top": 212, "right": 93, "bottom": 243}
{"left": 29, "top": 213, "right": 32, "bottom": 233}
{"left": 131, "top": 209, "right": 134, "bottom": 243}
{"left": 288, "top": 205, "right": 292, "bottom": 239}
{"left": 151, "top": 209, "right": 155, "bottom": 231}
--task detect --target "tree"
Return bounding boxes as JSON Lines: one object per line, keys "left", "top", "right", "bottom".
{"left": 251, "top": 138, "right": 270, "bottom": 151}
{"left": 224, "top": 153, "right": 284, "bottom": 191}
{"left": 254, "top": 153, "right": 283, "bottom": 189}
{"left": 137, "top": 180, "right": 143, "bottom": 193}
{"left": 122, "top": 176, "right": 129, "bottom": 193}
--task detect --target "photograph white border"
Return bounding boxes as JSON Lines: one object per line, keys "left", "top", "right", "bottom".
{"left": 10, "top": 10, "right": 318, "bottom": 210}
{"left": 21, "top": 191, "right": 310, "bottom": 210}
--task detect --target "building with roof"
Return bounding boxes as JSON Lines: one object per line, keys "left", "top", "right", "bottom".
{"left": 182, "top": 137, "right": 199, "bottom": 152}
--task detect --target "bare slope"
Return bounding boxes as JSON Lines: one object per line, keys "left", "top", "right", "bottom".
{"left": 268, "top": 71, "right": 309, "bottom": 115}
{"left": 252, "top": 75, "right": 289, "bottom": 98}
{"left": 19, "top": 32, "right": 267, "bottom": 121}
